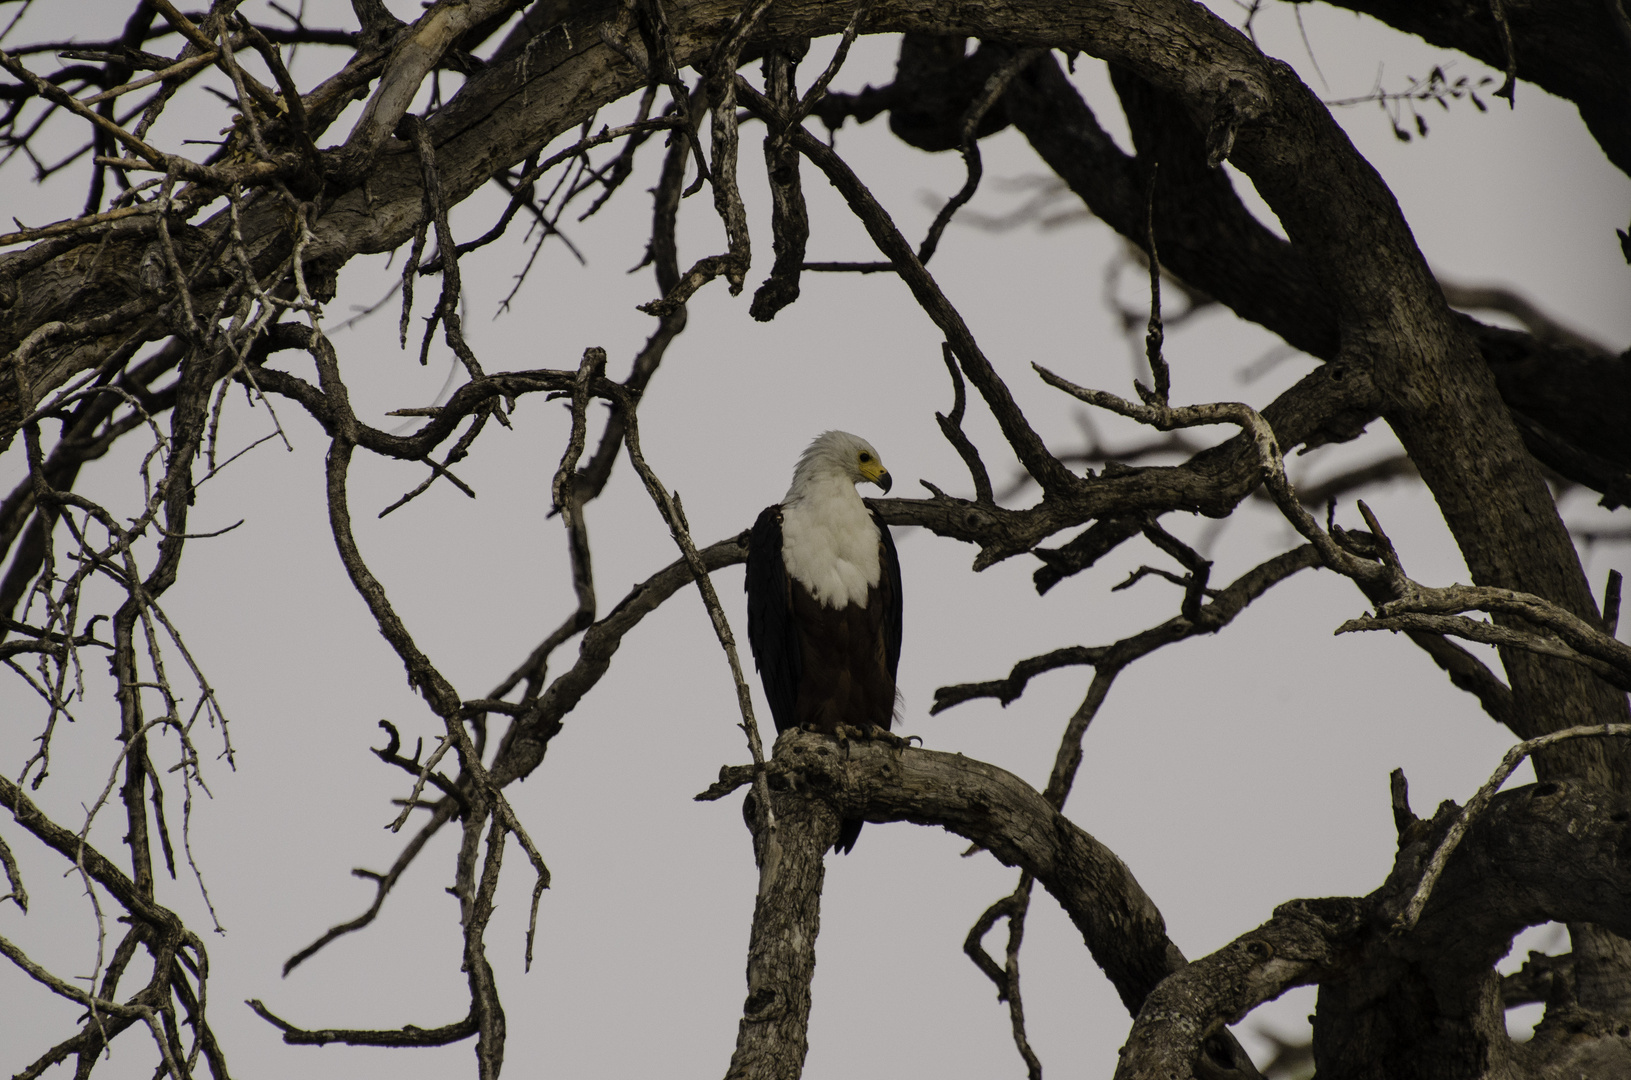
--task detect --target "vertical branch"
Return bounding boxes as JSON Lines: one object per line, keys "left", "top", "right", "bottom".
{"left": 964, "top": 878, "right": 1043, "bottom": 1080}
{"left": 749, "top": 44, "right": 811, "bottom": 321}
{"left": 1001, "top": 876, "right": 1043, "bottom": 1080}
{"left": 723, "top": 782, "right": 839, "bottom": 1080}
{"left": 934, "top": 343, "right": 995, "bottom": 504}
{"left": 1603, "top": 569, "right": 1621, "bottom": 637}
{"left": 916, "top": 49, "right": 1041, "bottom": 266}
{"left": 550, "top": 348, "right": 603, "bottom": 632}
{"left": 311, "top": 330, "right": 462, "bottom": 717}
{"left": 0, "top": 830, "right": 26, "bottom": 912}
{"left": 642, "top": 0, "right": 777, "bottom": 313}
{"left": 404, "top": 116, "right": 489, "bottom": 383}
{"left": 565, "top": 122, "right": 692, "bottom": 502}
{"left": 1486, "top": 0, "right": 1518, "bottom": 105}
{"left": 400, "top": 221, "right": 429, "bottom": 354}
{"left": 465, "top": 815, "right": 509, "bottom": 1080}
{"left": 490, "top": 348, "right": 606, "bottom": 705}
{"left": 1136, "top": 164, "right": 1169, "bottom": 407}
{"left": 633, "top": 0, "right": 711, "bottom": 192}
{"left": 966, "top": 665, "right": 1120, "bottom": 1077}
{"left": 701, "top": 0, "right": 767, "bottom": 296}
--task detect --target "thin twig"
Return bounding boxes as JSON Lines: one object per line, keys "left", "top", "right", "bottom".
{"left": 1396, "top": 724, "right": 1631, "bottom": 930}
{"left": 916, "top": 49, "right": 1041, "bottom": 266}
{"left": 610, "top": 380, "right": 780, "bottom": 883}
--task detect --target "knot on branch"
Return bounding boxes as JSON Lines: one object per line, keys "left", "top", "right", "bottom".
{"left": 742, "top": 985, "right": 782, "bottom": 1022}
{"left": 749, "top": 731, "right": 858, "bottom": 811}
{"left": 694, "top": 729, "right": 910, "bottom": 822}
{"left": 1268, "top": 897, "right": 1368, "bottom": 951}
{"left": 1203, "top": 76, "right": 1266, "bottom": 168}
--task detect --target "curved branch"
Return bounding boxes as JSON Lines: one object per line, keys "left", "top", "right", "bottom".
{"left": 282, "top": 799, "right": 459, "bottom": 974}
{"left": 1117, "top": 776, "right": 1631, "bottom": 1079}
{"left": 490, "top": 531, "right": 752, "bottom": 785}
{"left": 247, "top": 998, "right": 478, "bottom": 1047}
{"left": 736, "top": 729, "right": 1631, "bottom": 1079}
{"left": 707, "top": 731, "right": 1264, "bottom": 1075}
{"left": 761, "top": 731, "right": 1185, "bottom": 1015}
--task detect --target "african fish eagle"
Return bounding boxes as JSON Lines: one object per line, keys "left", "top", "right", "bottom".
{"left": 746, "top": 430, "right": 903, "bottom": 854}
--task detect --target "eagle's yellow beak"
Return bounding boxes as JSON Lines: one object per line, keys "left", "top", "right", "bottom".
{"left": 861, "top": 461, "right": 892, "bottom": 493}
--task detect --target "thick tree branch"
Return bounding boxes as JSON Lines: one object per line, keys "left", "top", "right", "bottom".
{"left": 722, "top": 762, "right": 839, "bottom": 1080}
{"left": 706, "top": 732, "right": 1267, "bottom": 1074}
{"left": 713, "top": 732, "right": 1186, "bottom": 1017}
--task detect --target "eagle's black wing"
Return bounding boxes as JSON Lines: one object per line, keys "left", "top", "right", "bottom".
{"left": 871, "top": 506, "right": 904, "bottom": 691}
{"left": 746, "top": 505, "right": 800, "bottom": 734}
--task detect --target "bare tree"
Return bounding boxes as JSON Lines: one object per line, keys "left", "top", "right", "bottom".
{"left": 1, "top": 1, "right": 1628, "bottom": 1079}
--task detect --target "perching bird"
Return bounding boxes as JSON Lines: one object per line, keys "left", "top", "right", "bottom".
{"left": 746, "top": 430, "right": 903, "bottom": 854}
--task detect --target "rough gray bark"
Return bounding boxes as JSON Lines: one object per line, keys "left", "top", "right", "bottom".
{"left": 709, "top": 733, "right": 1631, "bottom": 1080}
{"left": 704, "top": 732, "right": 1267, "bottom": 1078}
{"left": 723, "top": 752, "right": 840, "bottom": 1080}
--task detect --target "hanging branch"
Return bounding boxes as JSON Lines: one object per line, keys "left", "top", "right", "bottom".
{"left": 916, "top": 48, "right": 1042, "bottom": 266}
{"left": 639, "top": 0, "right": 780, "bottom": 316}
{"left": 933, "top": 342, "right": 995, "bottom": 505}
{"left": 748, "top": 44, "right": 811, "bottom": 321}
{"left": 403, "top": 115, "right": 490, "bottom": 383}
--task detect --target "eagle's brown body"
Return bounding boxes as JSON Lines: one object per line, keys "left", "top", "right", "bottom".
{"left": 788, "top": 574, "right": 897, "bottom": 736}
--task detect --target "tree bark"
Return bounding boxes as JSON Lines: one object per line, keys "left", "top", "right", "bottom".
{"left": 723, "top": 755, "right": 840, "bottom": 1080}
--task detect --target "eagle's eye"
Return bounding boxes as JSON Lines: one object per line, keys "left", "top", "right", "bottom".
{"left": 859, "top": 452, "right": 873, "bottom": 464}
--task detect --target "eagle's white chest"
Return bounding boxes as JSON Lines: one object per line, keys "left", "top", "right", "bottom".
{"left": 779, "top": 479, "right": 881, "bottom": 609}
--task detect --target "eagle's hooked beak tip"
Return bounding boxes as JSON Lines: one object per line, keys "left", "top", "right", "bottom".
{"left": 875, "top": 471, "right": 893, "bottom": 494}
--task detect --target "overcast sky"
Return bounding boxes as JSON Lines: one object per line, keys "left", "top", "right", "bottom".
{"left": 2, "top": 2, "right": 1628, "bottom": 1078}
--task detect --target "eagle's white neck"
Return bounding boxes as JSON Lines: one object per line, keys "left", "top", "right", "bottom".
{"left": 780, "top": 471, "right": 880, "bottom": 609}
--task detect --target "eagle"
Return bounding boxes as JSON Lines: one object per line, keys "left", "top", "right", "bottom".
{"left": 746, "top": 430, "right": 904, "bottom": 854}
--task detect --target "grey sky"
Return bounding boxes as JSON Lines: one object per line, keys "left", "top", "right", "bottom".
{"left": 2, "top": 2, "right": 1627, "bottom": 1077}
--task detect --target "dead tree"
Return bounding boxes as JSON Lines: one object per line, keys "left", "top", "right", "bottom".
{"left": 1, "top": 0, "right": 1628, "bottom": 1078}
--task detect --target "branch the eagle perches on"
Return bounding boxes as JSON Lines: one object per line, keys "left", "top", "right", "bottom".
{"left": 699, "top": 724, "right": 1631, "bottom": 1080}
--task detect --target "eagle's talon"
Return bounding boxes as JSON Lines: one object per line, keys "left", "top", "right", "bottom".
{"left": 833, "top": 722, "right": 865, "bottom": 743}
{"left": 860, "top": 724, "right": 915, "bottom": 748}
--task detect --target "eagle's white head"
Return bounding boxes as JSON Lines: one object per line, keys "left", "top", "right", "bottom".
{"left": 787, "top": 430, "right": 892, "bottom": 498}
{"left": 779, "top": 431, "right": 892, "bottom": 608}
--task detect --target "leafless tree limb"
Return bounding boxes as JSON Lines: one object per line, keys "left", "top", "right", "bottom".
{"left": 246, "top": 998, "right": 480, "bottom": 1047}
{"left": 1399, "top": 724, "right": 1631, "bottom": 931}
